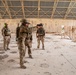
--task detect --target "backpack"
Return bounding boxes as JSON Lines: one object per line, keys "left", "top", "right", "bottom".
{"left": 16, "top": 27, "right": 20, "bottom": 38}
{"left": 37, "top": 28, "right": 45, "bottom": 36}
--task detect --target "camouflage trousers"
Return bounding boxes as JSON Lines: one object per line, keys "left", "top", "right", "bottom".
{"left": 3, "top": 36, "right": 10, "bottom": 50}
{"left": 25, "top": 39, "right": 32, "bottom": 56}
{"left": 37, "top": 36, "right": 44, "bottom": 49}
{"left": 18, "top": 37, "right": 32, "bottom": 66}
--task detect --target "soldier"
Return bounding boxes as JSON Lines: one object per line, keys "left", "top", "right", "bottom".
{"left": 71, "top": 26, "right": 76, "bottom": 41}
{"left": 61, "top": 25, "right": 65, "bottom": 39}
{"left": 36, "top": 23, "right": 45, "bottom": 50}
{"left": 17, "top": 19, "right": 32, "bottom": 69}
{"left": 16, "top": 23, "right": 33, "bottom": 58}
{"left": 1, "top": 23, "right": 11, "bottom": 51}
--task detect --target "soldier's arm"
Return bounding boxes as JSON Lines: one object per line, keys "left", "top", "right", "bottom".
{"left": 43, "top": 28, "right": 45, "bottom": 36}
{"left": 10, "top": 30, "right": 11, "bottom": 38}
{"left": 1, "top": 28, "right": 3, "bottom": 35}
{"left": 1, "top": 28, "right": 5, "bottom": 36}
{"left": 16, "top": 27, "right": 19, "bottom": 41}
{"left": 9, "top": 28, "right": 11, "bottom": 38}
{"left": 36, "top": 30, "right": 38, "bottom": 37}
{"left": 10, "top": 34, "right": 11, "bottom": 38}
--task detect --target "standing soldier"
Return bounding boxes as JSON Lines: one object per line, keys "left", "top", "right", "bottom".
{"left": 1, "top": 23, "right": 11, "bottom": 51}
{"left": 71, "top": 26, "right": 76, "bottom": 41}
{"left": 61, "top": 25, "right": 65, "bottom": 39}
{"left": 17, "top": 19, "right": 32, "bottom": 69}
{"left": 36, "top": 23, "right": 45, "bottom": 50}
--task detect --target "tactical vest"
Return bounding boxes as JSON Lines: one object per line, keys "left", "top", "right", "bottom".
{"left": 37, "top": 28, "right": 45, "bottom": 36}
{"left": 3, "top": 28, "right": 11, "bottom": 36}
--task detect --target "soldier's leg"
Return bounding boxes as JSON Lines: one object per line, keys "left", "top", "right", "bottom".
{"left": 3, "top": 37, "right": 5, "bottom": 50}
{"left": 29, "top": 40, "right": 32, "bottom": 48}
{"left": 3, "top": 37, "right": 7, "bottom": 50}
{"left": 7, "top": 36, "right": 10, "bottom": 50}
{"left": 30, "top": 36, "right": 32, "bottom": 48}
{"left": 61, "top": 32, "right": 63, "bottom": 39}
{"left": 61, "top": 33, "right": 62, "bottom": 39}
{"left": 25, "top": 40, "right": 32, "bottom": 58}
{"left": 18, "top": 38, "right": 26, "bottom": 69}
{"left": 19, "top": 50, "right": 23, "bottom": 66}
{"left": 37, "top": 37, "right": 40, "bottom": 48}
{"left": 63, "top": 33, "right": 65, "bottom": 39}
{"left": 41, "top": 36, "right": 44, "bottom": 49}
{"left": 27, "top": 45, "right": 32, "bottom": 58}
{"left": 23, "top": 44, "right": 26, "bottom": 57}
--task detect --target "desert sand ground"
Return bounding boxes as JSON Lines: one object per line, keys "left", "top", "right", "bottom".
{"left": 0, "top": 33, "right": 76, "bottom": 75}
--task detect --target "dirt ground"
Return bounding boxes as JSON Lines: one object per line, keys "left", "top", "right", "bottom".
{"left": 0, "top": 33, "right": 76, "bottom": 75}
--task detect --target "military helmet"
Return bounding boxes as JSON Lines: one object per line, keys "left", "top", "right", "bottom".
{"left": 37, "top": 24, "right": 40, "bottom": 26}
{"left": 20, "top": 19, "right": 30, "bottom": 25}
{"left": 39, "top": 23, "right": 43, "bottom": 26}
{"left": 25, "top": 21, "right": 30, "bottom": 24}
{"left": 37, "top": 23, "right": 43, "bottom": 26}
{"left": 20, "top": 19, "right": 27, "bottom": 23}
{"left": 4, "top": 23, "right": 8, "bottom": 26}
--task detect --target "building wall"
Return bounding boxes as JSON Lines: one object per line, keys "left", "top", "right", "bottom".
{"left": 0, "top": 18, "right": 76, "bottom": 33}
{"left": 0, "top": 18, "right": 76, "bottom": 41}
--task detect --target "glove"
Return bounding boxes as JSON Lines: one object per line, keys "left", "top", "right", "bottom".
{"left": 10, "top": 35, "right": 11, "bottom": 38}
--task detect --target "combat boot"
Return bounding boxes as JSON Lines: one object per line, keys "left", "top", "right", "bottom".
{"left": 24, "top": 60, "right": 28, "bottom": 63}
{"left": 29, "top": 55, "right": 33, "bottom": 59}
{"left": 4, "top": 49, "right": 7, "bottom": 51}
{"left": 37, "top": 46, "right": 39, "bottom": 49}
{"left": 42, "top": 46, "right": 45, "bottom": 50}
{"left": 7, "top": 48, "right": 10, "bottom": 50}
{"left": 20, "top": 65, "right": 26, "bottom": 69}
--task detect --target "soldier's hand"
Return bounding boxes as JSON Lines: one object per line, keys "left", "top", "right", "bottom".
{"left": 10, "top": 35, "right": 11, "bottom": 38}
{"left": 16, "top": 38, "right": 18, "bottom": 41}
{"left": 36, "top": 34, "right": 38, "bottom": 38}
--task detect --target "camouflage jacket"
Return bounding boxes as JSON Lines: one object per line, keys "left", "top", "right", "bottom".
{"left": 36, "top": 28, "right": 45, "bottom": 36}
{"left": 27, "top": 27, "right": 32, "bottom": 40}
{"left": 2, "top": 27, "right": 11, "bottom": 36}
{"left": 19, "top": 25, "right": 28, "bottom": 38}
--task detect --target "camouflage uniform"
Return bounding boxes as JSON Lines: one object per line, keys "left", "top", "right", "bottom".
{"left": 17, "top": 25, "right": 28, "bottom": 68}
{"left": 1, "top": 23, "right": 11, "bottom": 50}
{"left": 17, "top": 19, "right": 32, "bottom": 68}
{"left": 36, "top": 24, "right": 45, "bottom": 49}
